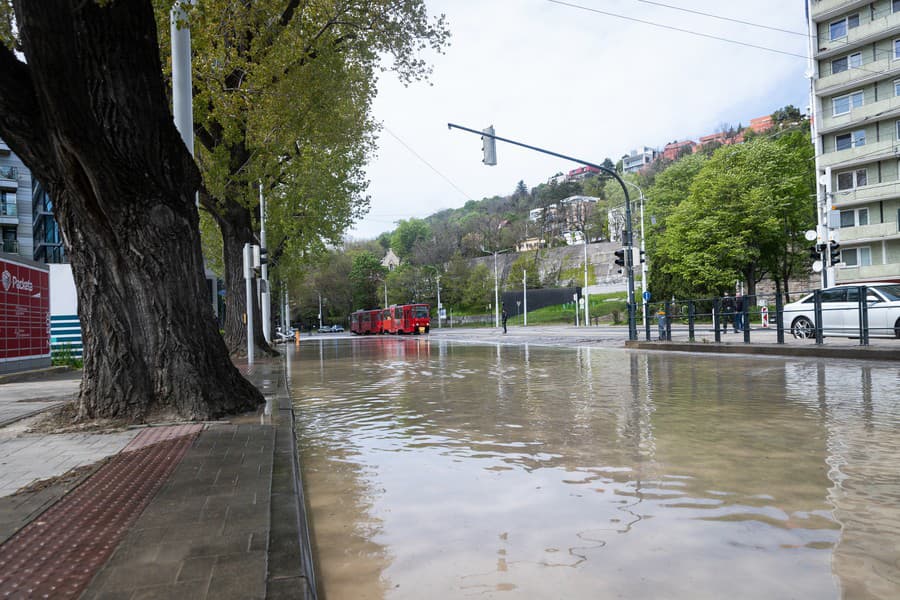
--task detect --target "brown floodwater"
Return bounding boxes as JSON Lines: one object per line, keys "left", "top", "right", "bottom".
{"left": 289, "top": 337, "right": 900, "bottom": 599}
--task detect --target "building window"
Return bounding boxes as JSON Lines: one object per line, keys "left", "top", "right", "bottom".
{"left": 895, "top": 38, "right": 900, "bottom": 59}
{"left": 830, "top": 14, "right": 859, "bottom": 40}
{"left": 835, "top": 130, "right": 866, "bottom": 150}
{"left": 841, "top": 247, "right": 872, "bottom": 267}
{"left": 836, "top": 168, "right": 868, "bottom": 190}
{"left": 833, "top": 91, "right": 864, "bottom": 115}
{"left": 895, "top": 79, "right": 900, "bottom": 96}
{"left": 840, "top": 207, "right": 869, "bottom": 227}
{"left": 895, "top": 0, "right": 900, "bottom": 13}
{"left": 832, "top": 53, "right": 862, "bottom": 74}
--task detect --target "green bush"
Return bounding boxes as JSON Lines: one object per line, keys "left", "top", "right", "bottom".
{"left": 52, "top": 343, "right": 83, "bottom": 369}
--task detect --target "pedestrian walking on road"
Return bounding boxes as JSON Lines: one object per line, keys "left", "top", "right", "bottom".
{"left": 501, "top": 304, "right": 509, "bottom": 334}
{"left": 721, "top": 292, "right": 735, "bottom": 334}
{"left": 734, "top": 292, "right": 744, "bottom": 333}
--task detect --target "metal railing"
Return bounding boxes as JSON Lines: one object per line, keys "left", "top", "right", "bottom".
{"left": 640, "top": 285, "right": 899, "bottom": 346}
{"left": 0, "top": 165, "right": 17, "bottom": 180}
{"left": 2, "top": 239, "right": 19, "bottom": 253}
{"left": 0, "top": 202, "right": 16, "bottom": 217}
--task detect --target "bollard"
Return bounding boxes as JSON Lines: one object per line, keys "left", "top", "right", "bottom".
{"left": 657, "top": 310, "right": 667, "bottom": 341}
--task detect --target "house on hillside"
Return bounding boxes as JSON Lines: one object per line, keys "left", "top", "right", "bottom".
{"left": 662, "top": 140, "right": 697, "bottom": 161}
{"left": 381, "top": 249, "right": 400, "bottom": 271}
{"left": 622, "top": 147, "right": 658, "bottom": 174}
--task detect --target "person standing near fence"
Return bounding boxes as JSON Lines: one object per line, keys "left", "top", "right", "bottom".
{"left": 721, "top": 292, "right": 735, "bottom": 334}
{"left": 734, "top": 292, "right": 744, "bottom": 333}
{"left": 501, "top": 304, "right": 509, "bottom": 334}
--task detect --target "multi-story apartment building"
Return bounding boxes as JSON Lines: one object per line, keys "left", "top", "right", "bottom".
{"left": 808, "top": 0, "right": 900, "bottom": 284}
{"left": 0, "top": 139, "right": 34, "bottom": 258}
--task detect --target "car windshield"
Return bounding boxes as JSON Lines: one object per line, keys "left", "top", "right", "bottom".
{"left": 873, "top": 284, "right": 900, "bottom": 301}
{"left": 413, "top": 306, "right": 429, "bottom": 318}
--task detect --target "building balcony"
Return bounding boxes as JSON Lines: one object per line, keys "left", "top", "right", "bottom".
{"left": 0, "top": 165, "right": 17, "bottom": 190}
{"left": 816, "top": 57, "right": 899, "bottom": 98}
{"left": 830, "top": 180, "right": 900, "bottom": 207}
{"left": 811, "top": 0, "right": 872, "bottom": 23}
{"left": 818, "top": 94, "right": 900, "bottom": 134}
{"left": 815, "top": 11, "right": 900, "bottom": 60}
{"left": 839, "top": 222, "right": 899, "bottom": 242}
{"left": 835, "top": 261, "right": 900, "bottom": 283}
{"left": 818, "top": 136, "right": 900, "bottom": 170}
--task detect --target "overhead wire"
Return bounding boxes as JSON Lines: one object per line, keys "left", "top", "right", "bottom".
{"left": 382, "top": 126, "right": 474, "bottom": 201}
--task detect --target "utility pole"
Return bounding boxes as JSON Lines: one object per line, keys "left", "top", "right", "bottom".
{"left": 523, "top": 269, "right": 528, "bottom": 327}
{"left": 583, "top": 235, "right": 589, "bottom": 327}
{"left": 436, "top": 275, "right": 442, "bottom": 328}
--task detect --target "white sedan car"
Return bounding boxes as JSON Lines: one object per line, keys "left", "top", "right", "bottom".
{"left": 784, "top": 283, "right": 900, "bottom": 339}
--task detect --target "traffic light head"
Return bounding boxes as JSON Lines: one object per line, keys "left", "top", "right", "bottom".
{"left": 829, "top": 241, "right": 841, "bottom": 266}
{"left": 613, "top": 249, "right": 626, "bottom": 267}
{"left": 482, "top": 125, "right": 497, "bottom": 166}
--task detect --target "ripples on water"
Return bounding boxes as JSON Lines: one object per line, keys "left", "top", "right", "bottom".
{"left": 290, "top": 337, "right": 900, "bottom": 599}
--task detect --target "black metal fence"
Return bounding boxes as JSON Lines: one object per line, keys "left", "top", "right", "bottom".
{"left": 638, "top": 285, "right": 900, "bottom": 346}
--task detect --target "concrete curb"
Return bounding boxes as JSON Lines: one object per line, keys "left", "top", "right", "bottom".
{"left": 266, "top": 358, "right": 317, "bottom": 600}
{"left": 625, "top": 340, "right": 900, "bottom": 361}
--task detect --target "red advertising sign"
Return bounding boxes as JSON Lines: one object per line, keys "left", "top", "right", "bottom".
{"left": 0, "top": 257, "right": 50, "bottom": 361}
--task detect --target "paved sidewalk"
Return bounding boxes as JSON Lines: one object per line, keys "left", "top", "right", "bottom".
{"left": 0, "top": 374, "right": 80, "bottom": 427}
{"left": 0, "top": 358, "right": 314, "bottom": 599}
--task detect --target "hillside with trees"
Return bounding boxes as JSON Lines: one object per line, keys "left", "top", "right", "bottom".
{"left": 287, "top": 107, "right": 815, "bottom": 327}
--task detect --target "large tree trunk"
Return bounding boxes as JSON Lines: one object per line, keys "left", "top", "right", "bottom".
{"left": 212, "top": 198, "right": 276, "bottom": 357}
{"left": 0, "top": 1, "right": 263, "bottom": 422}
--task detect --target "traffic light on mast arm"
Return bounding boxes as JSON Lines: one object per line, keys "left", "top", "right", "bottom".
{"left": 829, "top": 241, "right": 841, "bottom": 266}
{"left": 808, "top": 244, "right": 823, "bottom": 261}
{"left": 482, "top": 125, "right": 497, "bottom": 166}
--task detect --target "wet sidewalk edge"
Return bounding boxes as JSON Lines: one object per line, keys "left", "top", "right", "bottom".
{"left": 267, "top": 358, "right": 317, "bottom": 600}
{"left": 625, "top": 340, "right": 900, "bottom": 361}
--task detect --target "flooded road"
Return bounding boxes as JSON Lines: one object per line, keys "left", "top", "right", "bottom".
{"left": 289, "top": 337, "right": 900, "bottom": 599}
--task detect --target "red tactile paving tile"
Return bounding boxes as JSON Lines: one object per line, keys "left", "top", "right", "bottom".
{"left": 0, "top": 426, "right": 201, "bottom": 599}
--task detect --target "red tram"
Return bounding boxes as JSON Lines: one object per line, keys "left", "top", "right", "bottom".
{"left": 349, "top": 309, "right": 383, "bottom": 335}
{"left": 350, "top": 303, "right": 430, "bottom": 335}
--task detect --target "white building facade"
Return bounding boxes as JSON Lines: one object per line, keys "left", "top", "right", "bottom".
{"left": 808, "top": 0, "right": 900, "bottom": 284}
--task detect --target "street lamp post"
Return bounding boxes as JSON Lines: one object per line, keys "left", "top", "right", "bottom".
{"left": 482, "top": 247, "right": 511, "bottom": 328}
{"left": 622, "top": 181, "right": 648, "bottom": 336}
{"left": 317, "top": 293, "right": 323, "bottom": 330}
{"left": 436, "top": 275, "right": 442, "bottom": 329}
{"left": 583, "top": 234, "right": 589, "bottom": 327}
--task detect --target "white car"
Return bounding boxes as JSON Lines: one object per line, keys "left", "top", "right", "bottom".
{"left": 783, "top": 283, "right": 900, "bottom": 339}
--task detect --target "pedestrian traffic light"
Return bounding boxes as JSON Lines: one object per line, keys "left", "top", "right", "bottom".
{"left": 639, "top": 249, "right": 646, "bottom": 264}
{"left": 482, "top": 125, "right": 497, "bottom": 166}
{"left": 829, "top": 241, "right": 841, "bottom": 266}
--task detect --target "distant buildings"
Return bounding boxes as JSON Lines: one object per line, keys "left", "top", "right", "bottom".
{"left": 807, "top": 0, "right": 900, "bottom": 284}
{"left": 622, "top": 147, "right": 658, "bottom": 174}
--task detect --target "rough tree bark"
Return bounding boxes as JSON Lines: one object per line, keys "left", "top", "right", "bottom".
{"left": 209, "top": 195, "right": 275, "bottom": 357}
{"left": 0, "top": 1, "right": 263, "bottom": 421}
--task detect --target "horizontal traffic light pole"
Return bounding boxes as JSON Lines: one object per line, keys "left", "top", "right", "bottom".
{"left": 447, "top": 122, "right": 639, "bottom": 341}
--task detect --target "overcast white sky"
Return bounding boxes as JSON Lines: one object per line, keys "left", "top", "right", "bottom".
{"left": 348, "top": 0, "right": 810, "bottom": 240}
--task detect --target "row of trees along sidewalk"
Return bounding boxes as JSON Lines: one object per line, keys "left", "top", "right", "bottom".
{"left": 0, "top": 1, "right": 447, "bottom": 421}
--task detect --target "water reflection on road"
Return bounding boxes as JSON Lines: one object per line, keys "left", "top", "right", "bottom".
{"left": 290, "top": 337, "right": 900, "bottom": 599}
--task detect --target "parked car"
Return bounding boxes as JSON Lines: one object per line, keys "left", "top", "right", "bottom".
{"left": 318, "top": 324, "right": 344, "bottom": 333}
{"left": 783, "top": 283, "right": 900, "bottom": 339}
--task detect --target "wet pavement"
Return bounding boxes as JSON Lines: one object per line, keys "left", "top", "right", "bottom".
{"left": 0, "top": 359, "right": 314, "bottom": 600}
{"left": 290, "top": 335, "right": 900, "bottom": 599}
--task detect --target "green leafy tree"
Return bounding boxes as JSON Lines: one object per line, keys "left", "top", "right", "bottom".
{"left": 154, "top": 1, "right": 449, "bottom": 355}
{"left": 391, "top": 218, "right": 432, "bottom": 259}
{"left": 349, "top": 251, "right": 388, "bottom": 310}
{"left": 655, "top": 138, "right": 813, "bottom": 298}
{"left": 506, "top": 253, "right": 541, "bottom": 289}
